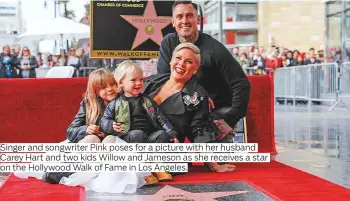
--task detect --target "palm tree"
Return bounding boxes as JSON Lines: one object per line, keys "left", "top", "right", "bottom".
{"left": 58, "top": 0, "right": 76, "bottom": 20}
{"left": 65, "top": 9, "right": 76, "bottom": 20}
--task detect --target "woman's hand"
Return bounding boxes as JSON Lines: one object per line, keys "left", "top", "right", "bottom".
{"left": 113, "top": 122, "right": 121, "bottom": 133}
{"left": 208, "top": 97, "right": 215, "bottom": 110}
{"left": 170, "top": 138, "right": 179, "bottom": 143}
{"left": 95, "top": 131, "right": 105, "bottom": 138}
{"left": 86, "top": 125, "right": 100, "bottom": 134}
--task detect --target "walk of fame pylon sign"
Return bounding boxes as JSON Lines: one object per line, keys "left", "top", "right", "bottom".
{"left": 90, "top": 0, "right": 175, "bottom": 59}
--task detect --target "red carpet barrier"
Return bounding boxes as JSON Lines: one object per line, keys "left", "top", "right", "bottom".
{"left": 247, "top": 74, "right": 276, "bottom": 154}
{"left": 0, "top": 76, "right": 276, "bottom": 154}
{"left": 0, "top": 78, "right": 88, "bottom": 143}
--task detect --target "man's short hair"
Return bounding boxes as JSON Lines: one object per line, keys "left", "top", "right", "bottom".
{"left": 172, "top": 0, "right": 198, "bottom": 11}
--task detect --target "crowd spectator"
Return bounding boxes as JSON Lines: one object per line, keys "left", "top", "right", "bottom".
{"left": 296, "top": 55, "right": 304, "bottom": 66}
{"left": 65, "top": 48, "right": 80, "bottom": 69}
{"left": 76, "top": 48, "right": 85, "bottom": 65}
{"left": 249, "top": 48, "right": 266, "bottom": 75}
{"left": 265, "top": 51, "right": 281, "bottom": 69}
{"left": 0, "top": 44, "right": 18, "bottom": 78}
{"left": 232, "top": 47, "right": 242, "bottom": 66}
{"left": 293, "top": 50, "right": 300, "bottom": 60}
{"left": 286, "top": 51, "right": 296, "bottom": 66}
{"left": 240, "top": 53, "right": 249, "bottom": 68}
{"left": 81, "top": 51, "right": 104, "bottom": 68}
{"left": 16, "top": 46, "right": 38, "bottom": 78}
{"left": 13, "top": 44, "right": 21, "bottom": 58}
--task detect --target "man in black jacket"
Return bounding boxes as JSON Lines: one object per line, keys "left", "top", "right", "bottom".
{"left": 157, "top": 1, "right": 250, "bottom": 143}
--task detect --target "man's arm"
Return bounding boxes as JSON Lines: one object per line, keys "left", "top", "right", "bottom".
{"left": 214, "top": 43, "right": 251, "bottom": 126}
{"left": 157, "top": 35, "right": 172, "bottom": 74}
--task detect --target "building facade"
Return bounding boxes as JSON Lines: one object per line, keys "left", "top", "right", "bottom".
{"left": 0, "top": 0, "right": 24, "bottom": 47}
{"left": 325, "top": 1, "right": 350, "bottom": 61}
{"left": 0, "top": 0, "right": 24, "bottom": 35}
{"left": 199, "top": 0, "right": 258, "bottom": 46}
{"left": 201, "top": 0, "right": 328, "bottom": 52}
{"left": 258, "top": 1, "right": 325, "bottom": 52}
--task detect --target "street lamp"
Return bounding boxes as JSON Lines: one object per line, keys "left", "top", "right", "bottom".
{"left": 43, "top": 0, "right": 59, "bottom": 18}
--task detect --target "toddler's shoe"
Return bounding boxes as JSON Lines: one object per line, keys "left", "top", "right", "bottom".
{"left": 152, "top": 172, "right": 172, "bottom": 181}
{"left": 144, "top": 174, "right": 158, "bottom": 185}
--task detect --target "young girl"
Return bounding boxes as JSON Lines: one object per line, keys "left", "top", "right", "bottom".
{"left": 66, "top": 68, "right": 118, "bottom": 144}
{"left": 15, "top": 69, "right": 155, "bottom": 193}
{"left": 100, "top": 60, "right": 179, "bottom": 181}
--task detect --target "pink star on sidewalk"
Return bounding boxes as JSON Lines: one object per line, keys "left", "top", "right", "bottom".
{"left": 121, "top": 0, "right": 172, "bottom": 50}
{"left": 90, "top": 185, "right": 249, "bottom": 201}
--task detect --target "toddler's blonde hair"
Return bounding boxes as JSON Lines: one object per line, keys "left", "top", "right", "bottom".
{"left": 114, "top": 60, "right": 143, "bottom": 92}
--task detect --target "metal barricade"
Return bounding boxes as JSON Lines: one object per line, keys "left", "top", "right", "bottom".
{"left": 274, "top": 63, "right": 338, "bottom": 106}
{"left": 274, "top": 67, "right": 295, "bottom": 104}
{"left": 76, "top": 67, "right": 97, "bottom": 77}
{"left": 329, "top": 62, "right": 350, "bottom": 111}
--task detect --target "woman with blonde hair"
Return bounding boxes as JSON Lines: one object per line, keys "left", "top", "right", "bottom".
{"left": 143, "top": 43, "right": 235, "bottom": 173}
{"left": 16, "top": 46, "right": 38, "bottom": 78}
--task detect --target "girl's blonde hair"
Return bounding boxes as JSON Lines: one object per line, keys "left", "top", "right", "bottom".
{"left": 114, "top": 60, "right": 143, "bottom": 92}
{"left": 85, "top": 68, "right": 117, "bottom": 125}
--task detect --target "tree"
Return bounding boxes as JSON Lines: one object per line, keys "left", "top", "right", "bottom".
{"left": 65, "top": 9, "right": 76, "bottom": 20}
{"left": 58, "top": 0, "right": 76, "bottom": 20}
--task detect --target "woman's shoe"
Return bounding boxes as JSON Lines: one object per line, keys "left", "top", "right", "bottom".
{"left": 144, "top": 174, "right": 158, "bottom": 185}
{"left": 152, "top": 172, "right": 172, "bottom": 181}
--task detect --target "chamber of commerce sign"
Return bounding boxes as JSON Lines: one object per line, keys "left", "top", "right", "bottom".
{"left": 90, "top": 0, "right": 175, "bottom": 59}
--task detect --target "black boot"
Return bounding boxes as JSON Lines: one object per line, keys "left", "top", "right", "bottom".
{"left": 42, "top": 172, "right": 74, "bottom": 184}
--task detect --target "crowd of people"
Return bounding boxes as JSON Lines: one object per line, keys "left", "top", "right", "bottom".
{"left": 231, "top": 45, "right": 345, "bottom": 75}
{"left": 0, "top": 44, "right": 122, "bottom": 78}
{"left": 1, "top": 39, "right": 347, "bottom": 78}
